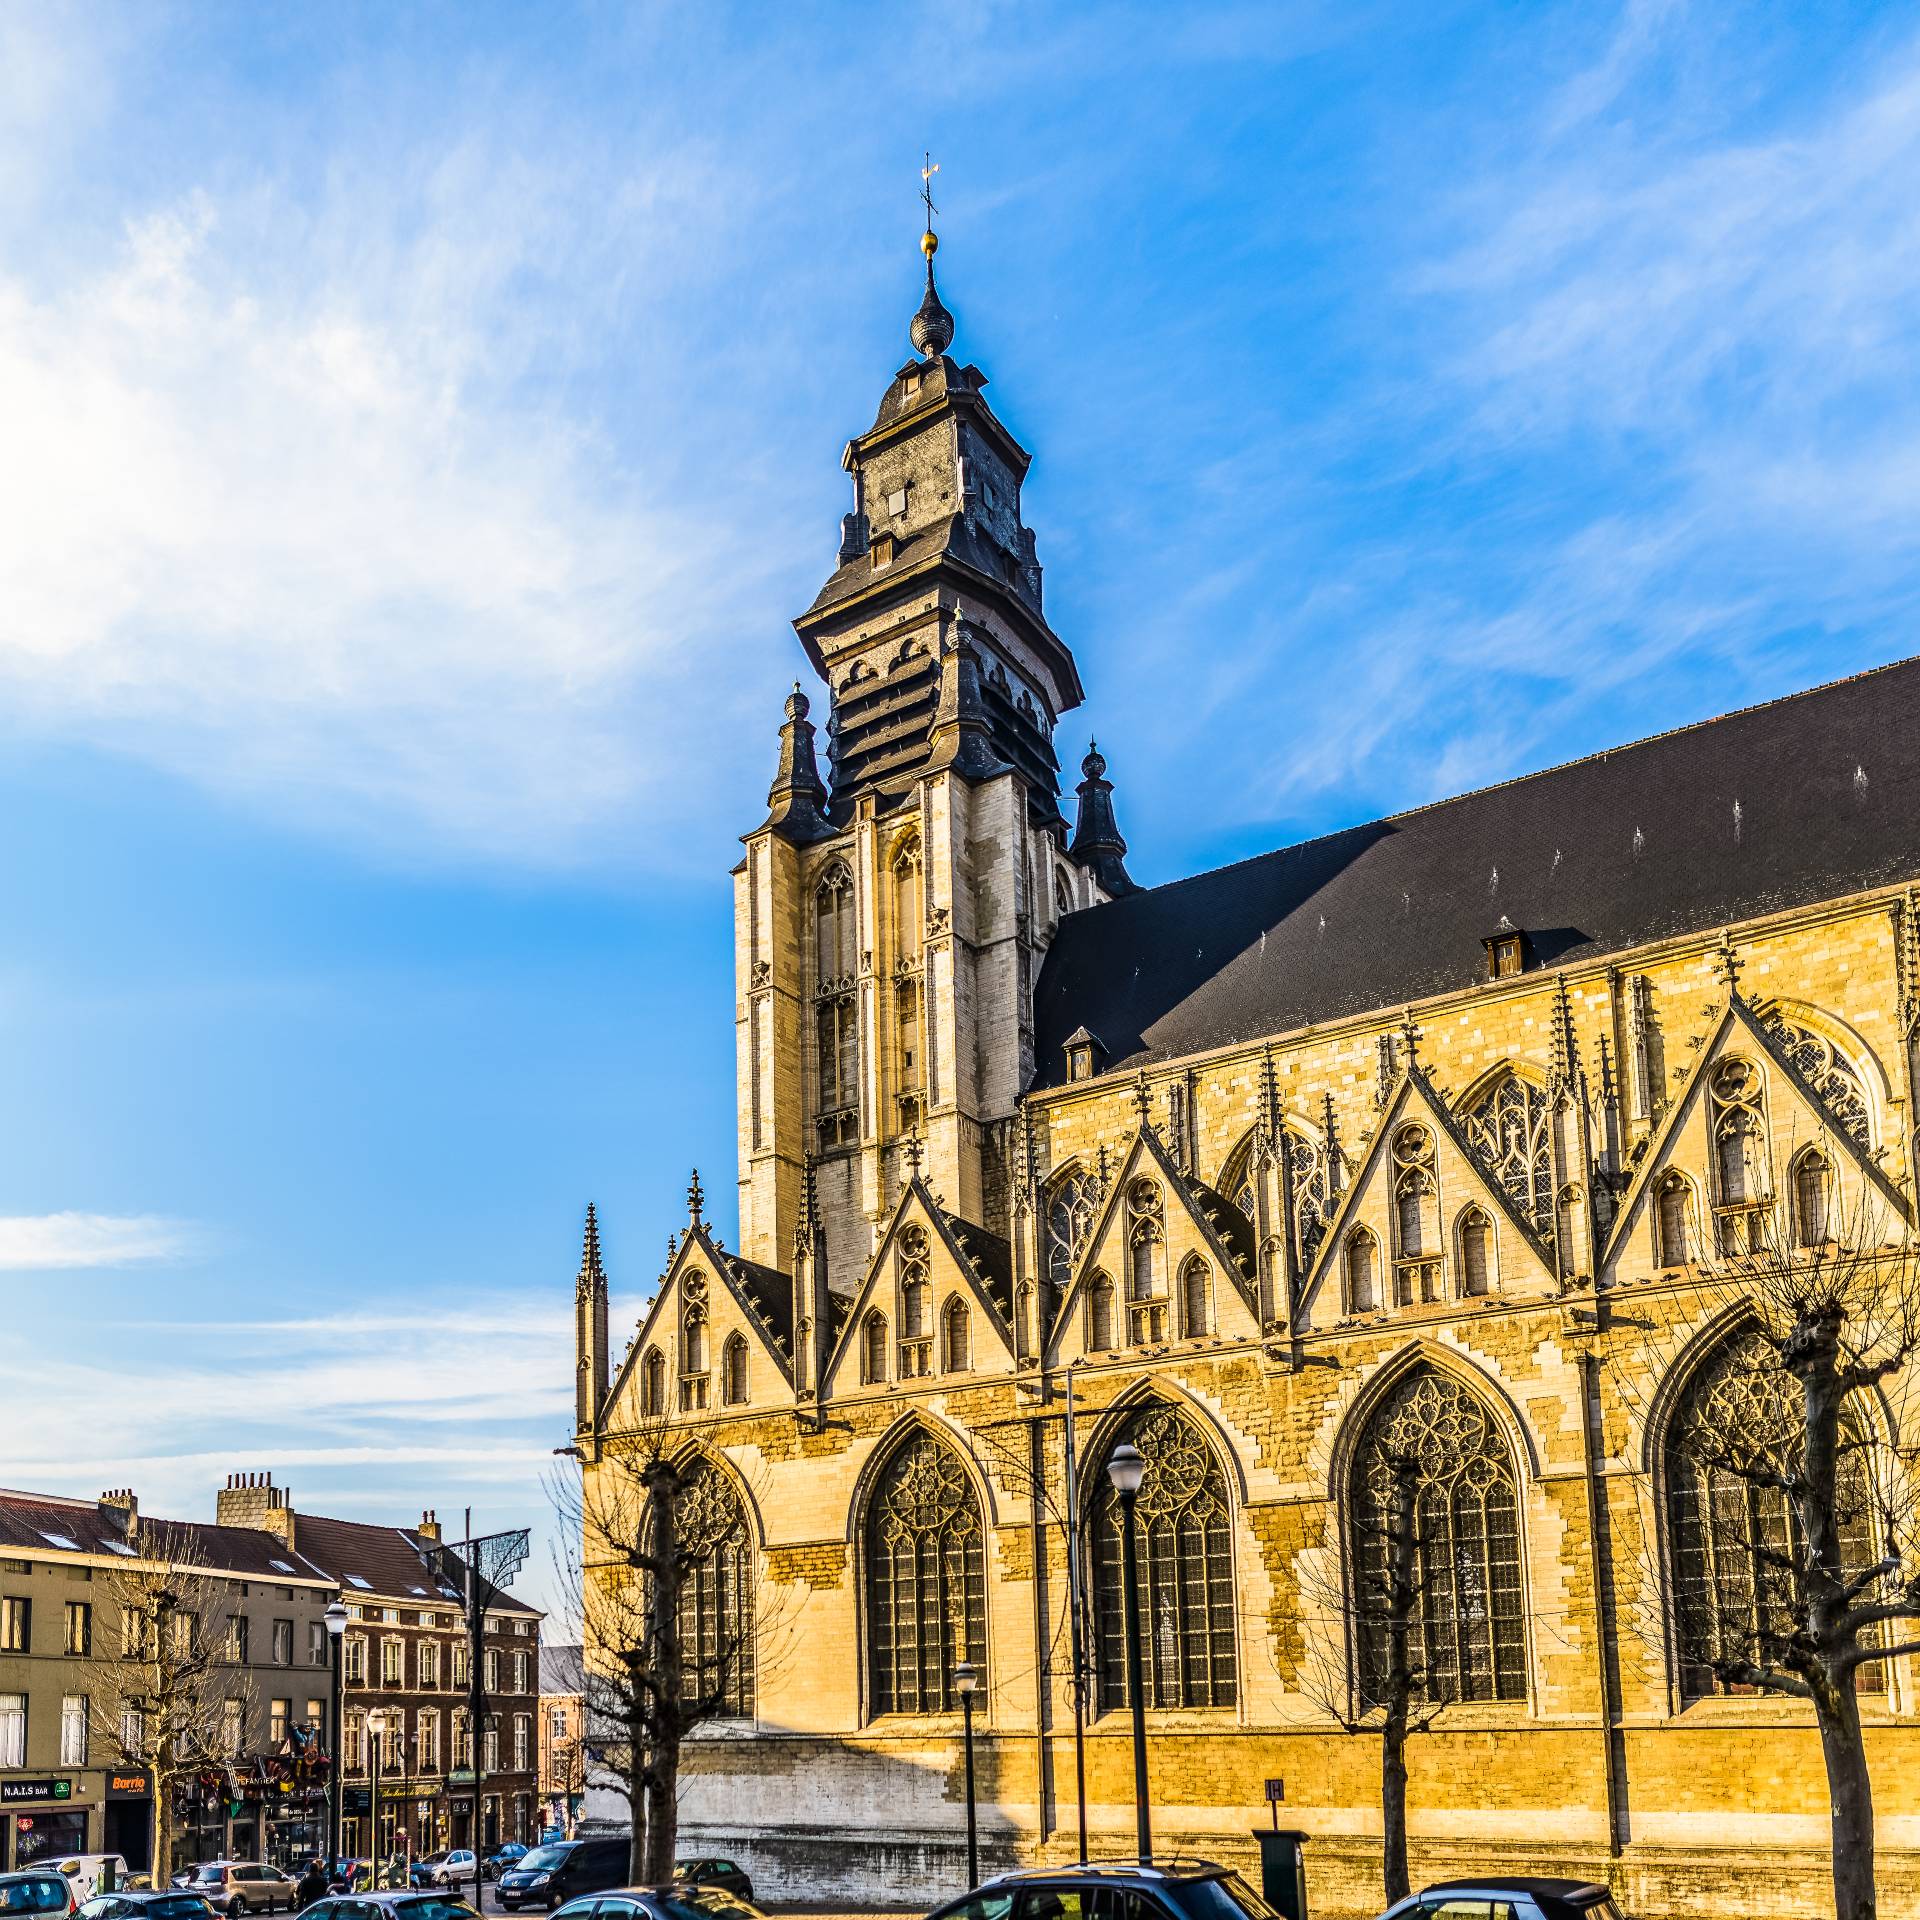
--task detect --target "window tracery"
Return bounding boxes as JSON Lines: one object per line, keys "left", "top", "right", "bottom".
{"left": 1664, "top": 1326, "right": 1883, "bottom": 1697}
{"left": 1091, "top": 1402, "right": 1237, "bottom": 1711}
{"left": 1461, "top": 1072, "right": 1556, "bottom": 1246}
{"left": 864, "top": 1432, "right": 985, "bottom": 1716}
{"left": 898, "top": 1228, "right": 932, "bottom": 1379}
{"left": 1350, "top": 1367, "right": 1526, "bottom": 1705}
{"left": 676, "top": 1459, "right": 755, "bottom": 1718}
{"left": 1760, "top": 1010, "right": 1871, "bottom": 1148}
{"left": 1126, "top": 1181, "right": 1168, "bottom": 1343}
{"left": 1045, "top": 1165, "right": 1100, "bottom": 1289}
{"left": 1392, "top": 1125, "right": 1442, "bottom": 1306}
{"left": 1708, "top": 1058, "right": 1773, "bottom": 1254}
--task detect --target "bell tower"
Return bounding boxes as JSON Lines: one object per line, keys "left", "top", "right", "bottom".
{"left": 733, "top": 187, "right": 1134, "bottom": 1288}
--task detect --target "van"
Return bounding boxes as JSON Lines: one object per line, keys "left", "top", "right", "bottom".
{"left": 54, "top": 1863, "right": 130, "bottom": 1905}
{"left": 494, "top": 1838, "right": 629, "bottom": 1912}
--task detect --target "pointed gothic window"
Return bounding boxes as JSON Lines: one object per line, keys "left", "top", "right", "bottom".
{"left": 898, "top": 1229, "right": 932, "bottom": 1379}
{"left": 1458, "top": 1209, "right": 1492, "bottom": 1298}
{"left": 1181, "top": 1257, "right": 1210, "bottom": 1339}
{"left": 861, "top": 1311, "right": 888, "bottom": 1386}
{"left": 1126, "top": 1182, "right": 1167, "bottom": 1344}
{"left": 1349, "top": 1367, "right": 1526, "bottom": 1705}
{"left": 1392, "top": 1125, "right": 1442, "bottom": 1305}
{"left": 1461, "top": 1072, "right": 1556, "bottom": 1246}
{"left": 1709, "top": 1059, "right": 1772, "bottom": 1254}
{"left": 942, "top": 1296, "right": 971, "bottom": 1373}
{"left": 680, "top": 1299, "right": 709, "bottom": 1412}
{"left": 1664, "top": 1325, "right": 1884, "bottom": 1697}
{"left": 1793, "top": 1150, "right": 1833, "bottom": 1248}
{"left": 815, "top": 863, "right": 855, "bottom": 987}
{"left": 893, "top": 836, "right": 923, "bottom": 966}
{"left": 721, "top": 1334, "right": 749, "bottom": 1406}
{"left": 863, "top": 1431, "right": 985, "bottom": 1716}
{"left": 1091, "top": 1402, "right": 1237, "bottom": 1711}
{"left": 816, "top": 997, "right": 859, "bottom": 1150}
{"left": 1087, "top": 1274, "right": 1116, "bottom": 1353}
{"left": 1045, "top": 1166, "right": 1099, "bottom": 1289}
{"left": 896, "top": 978, "right": 923, "bottom": 1122}
{"left": 1345, "top": 1229, "right": 1379, "bottom": 1315}
{"left": 1656, "top": 1174, "right": 1695, "bottom": 1269}
{"left": 675, "top": 1459, "right": 756, "bottom": 1718}
{"left": 641, "top": 1347, "right": 665, "bottom": 1419}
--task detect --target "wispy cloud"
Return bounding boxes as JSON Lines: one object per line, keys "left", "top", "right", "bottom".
{"left": 0, "top": 1211, "right": 199, "bottom": 1269}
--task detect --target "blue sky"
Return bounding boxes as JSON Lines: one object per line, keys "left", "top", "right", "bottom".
{"left": 4, "top": 0, "right": 1920, "bottom": 1611}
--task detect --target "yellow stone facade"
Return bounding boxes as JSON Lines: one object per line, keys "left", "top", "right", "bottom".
{"left": 574, "top": 255, "right": 1920, "bottom": 1918}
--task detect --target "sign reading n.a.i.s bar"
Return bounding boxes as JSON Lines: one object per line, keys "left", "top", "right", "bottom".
{"left": 0, "top": 1778, "right": 72, "bottom": 1805}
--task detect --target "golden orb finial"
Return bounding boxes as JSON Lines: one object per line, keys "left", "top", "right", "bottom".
{"left": 921, "top": 228, "right": 938, "bottom": 257}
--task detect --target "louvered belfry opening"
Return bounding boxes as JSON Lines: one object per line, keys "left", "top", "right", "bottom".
{"left": 1091, "top": 1401, "right": 1238, "bottom": 1711}
{"left": 864, "top": 1430, "right": 986, "bottom": 1715}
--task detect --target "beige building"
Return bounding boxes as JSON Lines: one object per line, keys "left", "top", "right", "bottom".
{"left": 571, "top": 229, "right": 1920, "bottom": 1918}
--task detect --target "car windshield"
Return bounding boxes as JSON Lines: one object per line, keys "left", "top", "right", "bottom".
{"left": 144, "top": 1900, "right": 215, "bottom": 1919}
{"left": 390, "top": 1900, "right": 477, "bottom": 1920}
{"left": 1161, "top": 1877, "right": 1280, "bottom": 1920}
{"left": 0, "top": 1883, "right": 68, "bottom": 1914}
{"left": 513, "top": 1851, "right": 572, "bottom": 1874}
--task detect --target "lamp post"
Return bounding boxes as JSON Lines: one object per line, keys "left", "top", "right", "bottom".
{"left": 323, "top": 1601, "right": 348, "bottom": 1881}
{"left": 954, "top": 1660, "right": 981, "bottom": 1889}
{"left": 1106, "top": 1439, "right": 1152, "bottom": 1864}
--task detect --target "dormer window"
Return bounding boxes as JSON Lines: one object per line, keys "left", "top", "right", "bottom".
{"left": 1483, "top": 917, "right": 1527, "bottom": 979}
{"left": 1063, "top": 1025, "right": 1104, "bottom": 1084}
{"left": 870, "top": 531, "right": 895, "bottom": 571}
{"left": 903, "top": 371, "right": 922, "bottom": 401}
{"left": 887, "top": 486, "right": 909, "bottom": 519}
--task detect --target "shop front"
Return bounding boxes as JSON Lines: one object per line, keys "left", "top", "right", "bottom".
{"left": 3, "top": 1778, "right": 89, "bottom": 1872}
{"left": 104, "top": 1771, "right": 153, "bottom": 1875}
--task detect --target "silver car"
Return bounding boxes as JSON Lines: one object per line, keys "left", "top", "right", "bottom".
{"left": 1375, "top": 1880, "right": 1625, "bottom": 1920}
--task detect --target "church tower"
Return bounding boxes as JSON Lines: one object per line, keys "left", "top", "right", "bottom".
{"left": 733, "top": 207, "right": 1133, "bottom": 1290}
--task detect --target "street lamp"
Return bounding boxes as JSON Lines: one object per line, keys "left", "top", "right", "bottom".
{"left": 954, "top": 1660, "right": 981, "bottom": 1889}
{"left": 1106, "top": 1440, "right": 1152, "bottom": 1864}
{"left": 323, "top": 1601, "right": 349, "bottom": 1881}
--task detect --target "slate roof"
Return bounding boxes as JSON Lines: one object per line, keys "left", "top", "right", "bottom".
{"left": 0, "top": 1490, "right": 328, "bottom": 1581}
{"left": 1032, "top": 657, "right": 1920, "bottom": 1084}
{"left": 721, "top": 1251, "right": 795, "bottom": 1362}
{"left": 941, "top": 1213, "right": 1015, "bottom": 1328}
{"left": 292, "top": 1513, "right": 539, "bottom": 1618}
{"left": 539, "top": 1643, "right": 584, "bottom": 1696}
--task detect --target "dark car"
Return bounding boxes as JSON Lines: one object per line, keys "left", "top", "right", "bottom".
{"left": 77, "top": 1898, "right": 217, "bottom": 1920}
{"left": 495, "top": 1841, "right": 630, "bottom": 1913}
{"left": 183, "top": 1869, "right": 298, "bottom": 1919}
{"left": 483, "top": 1850, "right": 527, "bottom": 1885}
{"left": 301, "top": 1896, "right": 478, "bottom": 1920}
{"left": 930, "top": 1859, "right": 1281, "bottom": 1920}
{"left": 672, "top": 1864, "right": 752, "bottom": 1905}
{"left": 1376, "top": 1881, "right": 1625, "bottom": 1920}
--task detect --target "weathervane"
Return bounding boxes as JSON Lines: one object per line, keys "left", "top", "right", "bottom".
{"left": 921, "top": 151, "right": 940, "bottom": 233}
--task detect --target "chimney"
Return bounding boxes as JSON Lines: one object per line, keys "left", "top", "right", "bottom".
{"left": 416, "top": 1510, "right": 441, "bottom": 1544}
{"left": 99, "top": 1489, "right": 138, "bottom": 1521}
{"left": 216, "top": 1470, "right": 296, "bottom": 1546}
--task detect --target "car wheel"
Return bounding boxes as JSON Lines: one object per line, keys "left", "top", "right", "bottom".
{"left": 231, "top": 1901, "right": 250, "bottom": 1917}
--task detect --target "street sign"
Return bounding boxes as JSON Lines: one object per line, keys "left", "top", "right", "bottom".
{"left": 1263, "top": 1778, "right": 1284, "bottom": 1802}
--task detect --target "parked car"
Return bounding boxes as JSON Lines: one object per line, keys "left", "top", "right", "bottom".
{"left": 76, "top": 1897, "right": 216, "bottom": 1920}
{"left": 550, "top": 1890, "right": 761, "bottom": 1920}
{"left": 928, "top": 1859, "right": 1280, "bottom": 1920}
{"left": 495, "top": 1840, "right": 630, "bottom": 1913}
{"left": 482, "top": 1849, "right": 527, "bottom": 1884}
{"left": 0, "top": 1872, "right": 78, "bottom": 1918}
{"left": 55, "top": 1863, "right": 133, "bottom": 1906}
{"left": 301, "top": 1896, "right": 477, "bottom": 1920}
{"left": 182, "top": 1866, "right": 300, "bottom": 1917}
{"left": 673, "top": 1862, "right": 753, "bottom": 1904}
{"left": 1375, "top": 1882, "right": 1625, "bottom": 1920}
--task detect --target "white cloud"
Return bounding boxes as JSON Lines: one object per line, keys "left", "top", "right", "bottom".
{"left": 0, "top": 1211, "right": 198, "bottom": 1269}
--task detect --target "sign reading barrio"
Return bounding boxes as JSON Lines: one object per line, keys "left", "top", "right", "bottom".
{"left": 106, "top": 1770, "right": 152, "bottom": 1801}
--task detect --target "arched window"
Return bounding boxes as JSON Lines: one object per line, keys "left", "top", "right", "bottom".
{"left": 942, "top": 1296, "right": 971, "bottom": 1373}
{"left": 1461, "top": 1071, "right": 1556, "bottom": 1246}
{"left": 1054, "top": 867, "right": 1073, "bottom": 918}
{"left": 641, "top": 1347, "right": 665, "bottom": 1418}
{"left": 815, "top": 863, "right": 856, "bottom": 986}
{"left": 863, "top": 1430, "right": 985, "bottom": 1715}
{"left": 1708, "top": 1058, "right": 1771, "bottom": 1253}
{"left": 898, "top": 1229, "right": 931, "bottom": 1378}
{"left": 1392, "top": 1125, "right": 1442, "bottom": 1305}
{"left": 721, "top": 1334, "right": 749, "bottom": 1406}
{"left": 1345, "top": 1229, "right": 1379, "bottom": 1315}
{"left": 1793, "top": 1150, "right": 1833, "bottom": 1248}
{"left": 1219, "top": 1127, "right": 1333, "bottom": 1267}
{"left": 816, "top": 995, "right": 859, "bottom": 1150}
{"left": 1656, "top": 1174, "right": 1695, "bottom": 1268}
{"left": 1045, "top": 1166, "right": 1100, "bottom": 1289}
{"left": 1126, "top": 1182, "right": 1167, "bottom": 1343}
{"left": 677, "top": 1458, "right": 755, "bottom": 1718}
{"left": 893, "top": 836, "right": 923, "bottom": 966}
{"left": 682, "top": 1304, "right": 706, "bottom": 1376}
{"left": 1180, "top": 1257, "right": 1210, "bottom": 1339}
{"left": 895, "top": 978, "right": 923, "bottom": 1121}
{"left": 1761, "top": 1009, "right": 1872, "bottom": 1148}
{"left": 680, "top": 1287, "right": 709, "bottom": 1412}
{"left": 1665, "top": 1326, "right": 1884, "bottom": 1697}
{"left": 1087, "top": 1274, "right": 1116, "bottom": 1353}
{"left": 1091, "top": 1402, "right": 1237, "bottom": 1710}
{"left": 861, "top": 1311, "right": 888, "bottom": 1386}
{"left": 1458, "top": 1209, "right": 1492, "bottom": 1297}
{"left": 1350, "top": 1367, "right": 1526, "bottom": 1704}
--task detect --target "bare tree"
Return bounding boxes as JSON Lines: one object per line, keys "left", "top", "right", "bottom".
{"left": 554, "top": 1430, "right": 769, "bottom": 1885}
{"left": 1292, "top": 1367, "right": 1536, "bottom": 1906}
{"left": 1638, "top": 1168, "right": 1920, "bottom": 1920}
{"left": 78, "top": 1529, "right": 254, "bottom": 1889}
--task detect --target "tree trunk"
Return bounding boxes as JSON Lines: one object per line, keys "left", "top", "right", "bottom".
{"left": 1379, "top": 1461, "right": 1419, "bottom": 1907}
{"left": 640, "top": 1737, "right": 680, "bottom": 1885}
{"left": 1380, "top": 1702, "right": 1410, "bottom": 1907}
{"left": 1813, "top": 1675, "right": 1876, "bottom": 1920}
{"left": 154, "top": 1775, "right": 171, "bottom": 1891}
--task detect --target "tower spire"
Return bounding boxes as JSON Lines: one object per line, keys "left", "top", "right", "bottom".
{"left": 762, "top": 683, "right": 834, "bottom": 842}
{"left": 910, "top": 153, "right": 955, "bottom": 359}
{"left": 1070, "top": 741, "right": 1138, "bottom": 896}
{"left": 576, "top": 1201, "right": 606, "bottom": 1299}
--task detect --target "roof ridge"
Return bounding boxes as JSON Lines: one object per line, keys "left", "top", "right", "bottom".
{"left": 1121, "top": 651, "right": 1920, "bottom": 904}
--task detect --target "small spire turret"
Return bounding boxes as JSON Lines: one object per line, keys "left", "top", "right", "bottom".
{"left": 576, "top": 1201, "right": 606, "bottom": 1300}
{"left": 762, "top": 684, "right": 834, "bottom": 843}
{"left": 1070, "top": 741, "right": 1138, "bottom": 896}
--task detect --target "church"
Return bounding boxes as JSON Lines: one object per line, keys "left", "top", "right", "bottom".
{"left": 570, "top": 216, "right": 1920, "bottom": 1919}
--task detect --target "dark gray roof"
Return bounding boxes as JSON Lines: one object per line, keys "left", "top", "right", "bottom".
{"left": 1032, "top": 657, "right": 1920, "bottom": 1084}
{"left": 539, "top": 1643, "right": 583, "bottom": 1696}
{"left": 0, "top": 1491, "right": 330, "bottom": 1582}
